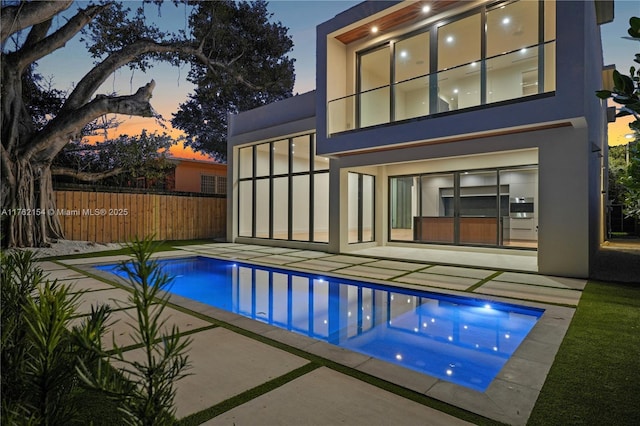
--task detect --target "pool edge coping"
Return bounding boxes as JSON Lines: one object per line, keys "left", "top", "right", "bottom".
{"left": 67, "top": 251, "right": 574, "bottom": 426}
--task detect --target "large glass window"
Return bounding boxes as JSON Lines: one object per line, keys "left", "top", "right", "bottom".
{"left": 419, "top": 174, "right": 455, "bottom": 243}
{"left": 238, "top": 180, "right": 253, "bottom": 237}
{"left": 272, "top": 139, "right": 289, "bottom": 175}
{"left": 329, "top": 0, "right": 557, "bottom": 134}
{"left": 359, "top": 46, "right": 390, "bottom": 128}
{"left": 239, "top": 147, "right": 253, "bottom": 179}
{"left": 395, "top": 32, "right": 430, "bottom": 120}
{"left": 273, "top": 177, "right": 288, "bottom": 239}
{"left": 437, "top": 14, "right": 481, "bottom": 71}
{"left": 236, "top": 134, "right": 329, "bottom": 243}
{"left": 390, "top": 166, "right": 537, "bottom": 249}
{"left": 292, "top": 175, "right": 310, "bottom": 241}
{"left": 486, "top": 1, "right": 541, "bottom": 103}
{"left": 255, "top": 179, "right": 270, "bottom": 238}
{"left": 389, "top": 176, "right": 418, "bottom": 241}
{"left": 314, "top": 173, "right": 330, "bottom": 242}
{"left": 348, "top": 172, "right": 375, "bottom": 244}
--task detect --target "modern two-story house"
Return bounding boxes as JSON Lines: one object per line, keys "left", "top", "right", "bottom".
{"left": 227, "top": 0, "right": 613, "bottom": 278}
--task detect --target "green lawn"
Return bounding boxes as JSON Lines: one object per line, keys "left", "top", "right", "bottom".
{"left": 529, "top": 281, "right": 640, "bottom": 425}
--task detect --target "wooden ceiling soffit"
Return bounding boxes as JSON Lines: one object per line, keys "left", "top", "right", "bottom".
{"left": 335, "top": 0, "right": 458, "bottom": 45}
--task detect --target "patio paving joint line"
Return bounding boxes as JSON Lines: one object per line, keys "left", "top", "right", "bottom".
{"left": 466, "top": 271, "right": 504, "bottom": 293}
{"left": 178, "top": 362, "right": 322, "bottom": 425}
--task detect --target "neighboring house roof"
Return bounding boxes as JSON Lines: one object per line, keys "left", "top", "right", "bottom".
{"left": 167, "top": 156, "right": 225, "bottom": 166}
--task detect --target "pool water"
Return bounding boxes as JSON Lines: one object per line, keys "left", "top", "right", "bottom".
{"left": 96, "top": 256, "right": 543, "bottom": 392}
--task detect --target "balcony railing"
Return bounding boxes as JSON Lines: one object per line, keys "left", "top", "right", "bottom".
{"left": 328, "top": 40, "right": 556, "bottom": 135}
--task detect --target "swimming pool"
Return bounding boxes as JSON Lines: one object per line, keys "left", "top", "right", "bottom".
{"left": 96, "top": 256, "right": 543, "bottom": 392}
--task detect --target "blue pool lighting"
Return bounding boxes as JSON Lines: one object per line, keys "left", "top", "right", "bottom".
{"left": 95, "top": 256, "right": 543, "bottom": 392}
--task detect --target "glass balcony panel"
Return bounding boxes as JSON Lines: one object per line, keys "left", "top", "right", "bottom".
{"left": 544, "top": 41, "right": 556, "bottom": 92}
{"left": 486, "top": 48, "right": 539, "bottom": 104}
{"left": 359, "top": 86, "right": 390, "bottom": 128}
{"left": 436, "top": 63, "right": 481, "bottom": 112}
{"left": 328, "top": 96, "right": 355, "bottom": 134}
{"left": 394, "top": 76, "right": 430, "bottom": 121}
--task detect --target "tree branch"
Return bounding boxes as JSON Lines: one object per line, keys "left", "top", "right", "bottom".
{"left": 65, "top": 39, "right": 262, "bottom": 111}
{"left": 24, "top": 81, "right": 156, "bottom": 162}
{"left": 23, "top": 19, "right": 52, "bottom": 50}
{"left": 51, "top": 166, "right": 124, "bottom": 182}
{"left": 14, "top": 4, "right": 110, "bottom": 72}
{"left": 1, "top": 1, "right": 73, "bottom": 44}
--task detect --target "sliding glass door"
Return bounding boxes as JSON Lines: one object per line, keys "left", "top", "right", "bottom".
{"left": 348, "top": 172, "right": 375, "bottom": 244}
{"left": 389, "top": 166, "right": 537, "bottom": 249}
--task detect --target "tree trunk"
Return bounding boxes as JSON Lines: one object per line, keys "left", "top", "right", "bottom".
{"left": 3, "top": 160, "right": 63, "bottom": 247}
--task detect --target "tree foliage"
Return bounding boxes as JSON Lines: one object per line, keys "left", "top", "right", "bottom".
{"left": 597, "top": 16, "right": 640, "bottom": 219}
{"left": 54, "top": 130, "right": 176, "bottom": 188}
{"left": 0, "top": 250, "right": 113, "bottom": 424}
{"left": 1, "top": 0, "right": 294, "bottom": 247}
{"left": 77, "top": 237, "right": 192, "bottom": 426}
{"left": 172, "top": 0, "right": 295, "bottom": 160}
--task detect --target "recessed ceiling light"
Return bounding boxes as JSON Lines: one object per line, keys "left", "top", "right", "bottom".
{"left": 371, "top": 26, "right": 379, "bottom": 34}
{"left": 422, "top": 5, "right": 431, "bottom": 13}
{"left": 446, "top": 35, "right": 454, "bottom": 43}
{"left": 502, "top": 17, "right": 511, "bottom": 25}
{"left": 400, "top": 50, "right": 408, "bottom": 58}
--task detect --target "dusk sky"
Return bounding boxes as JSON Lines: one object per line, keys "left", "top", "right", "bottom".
{"left": 36, "top": 0, "right": 640, "bottom": 159}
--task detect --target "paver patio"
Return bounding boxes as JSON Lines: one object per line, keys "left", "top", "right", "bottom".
{"left": 55, "top": 243, "right": 587, "bottom": 425}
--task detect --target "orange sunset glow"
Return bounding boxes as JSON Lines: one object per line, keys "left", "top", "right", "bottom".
{"left": 85, "top": 111, "right": 216, "bottom": 162}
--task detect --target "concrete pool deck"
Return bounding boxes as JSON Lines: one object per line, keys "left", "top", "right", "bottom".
{"left": 51, "top": 243, "right": 585, "bottom": 425}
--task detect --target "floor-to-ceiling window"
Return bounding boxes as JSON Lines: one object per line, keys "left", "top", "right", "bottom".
{"left": 348, "top": 172, "right": 375, "bottom": 243}
{"left": 358, "top": 46, "right": 390, "bottom": 128}
{"left": 389, "top": 165, "right": 537, "bottom": 249}
{"left": 330, "top": 0, "right": 556, "bottom": 134}
{"left": 237, "top": 133, "right": 330, "bottom": 242}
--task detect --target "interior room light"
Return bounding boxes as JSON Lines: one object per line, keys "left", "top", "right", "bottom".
{"left": 371, "top": 26, "right": 379, "bottom": 34}
{"left": 471, "top": 61, "right": 477, "bottom": 67}
{"left": 520, "top": 48, "right": 527, "bottom": 53}
{"left": 396, "top": 354, "right": 403, "bottom": 360}
{"left": 502, "top": 17, "right": 511, "bottom": 25}
{"left": 422, "top": 5, "right": 431, "bottom": 13}
{"left": 446, "top": 369, "right": 453, "bottom": 376}
{"left": 400, "top": 50, "right": 408, "bottom": 58}
{"left": 446, "top": 35, "right": 454, "bottom": 43}
{"left": 453, "top": 88, "right": 459, "bottom": 94}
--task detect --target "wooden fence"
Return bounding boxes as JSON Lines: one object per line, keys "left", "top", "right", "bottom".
{"left": 54, "top": 190, "right": 226, "bottom": 243}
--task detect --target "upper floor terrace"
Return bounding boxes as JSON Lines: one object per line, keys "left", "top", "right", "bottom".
{"left": 316, "top": 0, "right": 610, "bottom": 155}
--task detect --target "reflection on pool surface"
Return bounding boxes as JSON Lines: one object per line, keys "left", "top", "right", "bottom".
{"left": 96, "top": 256, "right": 543, "bottom": 391}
